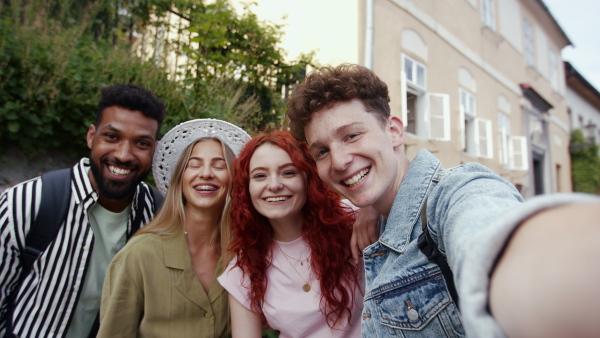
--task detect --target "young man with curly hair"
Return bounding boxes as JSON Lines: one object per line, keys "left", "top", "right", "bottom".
{"left": 287, "top": 64, "right": 600, "bottom": 337}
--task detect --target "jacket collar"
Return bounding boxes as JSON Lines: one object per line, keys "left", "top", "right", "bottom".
{"left": 163, "top": 230, "right": 226, "bottom": 310}
{"left": 379, "top": 149, "right": 441, "bottom": 253}
{"left": 72, "top": 158, "right": 97, "bottom": 206}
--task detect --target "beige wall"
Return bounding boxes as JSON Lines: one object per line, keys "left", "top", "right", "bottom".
{"left": 181, "top": 0, "right": 573, "bottom": 195}
{"left": 370, "top": 0, "right": 572, "bottom": 195}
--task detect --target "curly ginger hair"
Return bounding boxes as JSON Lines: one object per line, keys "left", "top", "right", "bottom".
{"left": 228, "top": 130, "right": 360, "bottom": 329}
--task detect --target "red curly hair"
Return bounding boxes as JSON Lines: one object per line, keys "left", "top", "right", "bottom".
{"left": 229, "top": 130, "right": 360, "bottom": 329}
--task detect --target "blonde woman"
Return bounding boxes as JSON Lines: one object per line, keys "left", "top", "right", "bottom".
{"left": 98, "top": 119, "right": 250, "bottom": 338}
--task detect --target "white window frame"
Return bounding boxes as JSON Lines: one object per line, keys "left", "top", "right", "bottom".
{"left": 401, "top": 55, "right": 450, "bottom": 141}
{"left": 481, "top": 0, "right": 496, "bottom": 31}
{"left": 402, "top": 54, "right": 427, "bottom": 90}
{"left": 523, "top": 18, "right": 535, "bottom": 67}
{"left": 509, "top": 136, "right": 529, "bottom": 170}
{"left": 459, "top": 88, "right": 477, "bottom": 154}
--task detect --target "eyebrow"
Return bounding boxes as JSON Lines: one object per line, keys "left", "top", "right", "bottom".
{"left": 101, "top": 125, "right": 156, "bottom": 141}
{"left": 308, "top": 122, "right": 363, "bottom": 152}
{"left": 249, "top": 162, "right": 296, "bottom": 174}
{"left": 188, "top": 156, "right": 226, "bottom": 162}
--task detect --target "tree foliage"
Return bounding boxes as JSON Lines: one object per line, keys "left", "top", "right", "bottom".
{"left": 0, "top": 0, "right": 314, "bottom": 157}
{"left": 570, "top": 130, "right": 600, "bottom": 194}
{"left": 137, "top": 0, "right": 314, "bottom": 131}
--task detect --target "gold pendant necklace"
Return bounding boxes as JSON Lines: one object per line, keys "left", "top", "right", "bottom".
{"left": 275, "top": 241, "right": 312, "bottom": 293}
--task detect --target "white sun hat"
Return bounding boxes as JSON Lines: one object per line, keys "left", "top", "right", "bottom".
{"left": 152, "top": 118, "right": 251, "bottom": 196}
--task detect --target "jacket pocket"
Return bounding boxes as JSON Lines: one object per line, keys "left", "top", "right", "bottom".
{"left": 372, "top": 267, "right": 464, "bottom": 336}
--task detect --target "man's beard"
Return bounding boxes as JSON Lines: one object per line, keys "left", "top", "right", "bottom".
{"left": 89, "top": 157, "right": 150, "bottom": 200}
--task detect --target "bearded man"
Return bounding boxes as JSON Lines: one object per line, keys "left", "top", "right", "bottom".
{"left": 0, "top": 84, "right": 166, "bottom": 338}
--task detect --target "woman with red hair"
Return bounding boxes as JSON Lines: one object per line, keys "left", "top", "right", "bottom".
{"left": 218, "top": 130, "right": 365, "bottom": 337}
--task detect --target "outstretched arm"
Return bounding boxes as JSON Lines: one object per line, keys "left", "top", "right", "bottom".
{"left": 490, "top": 202, "right": 600, "bottom": 338}
{"left": 229, "top": 294, "right": 263, "bottom": 338}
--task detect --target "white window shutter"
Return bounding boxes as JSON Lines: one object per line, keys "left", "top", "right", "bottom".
{"left": 498, "top": 127, "right": 508, "bottom": 166}
{"left": 426, "top": 93, "right": 450, "bottom": 141}
{"left": 475, "top": 118, "right": 493, "bottom": 158}
{"left": 401, "top": 71, "right": 408, "bottom": 124}
{"left": 459, "top": 93, "right": 466, "bottom": 151}
{"left": 509, "top": 136, "right": 528, "bottom": 170}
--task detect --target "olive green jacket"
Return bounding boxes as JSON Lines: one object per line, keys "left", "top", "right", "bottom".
{"left": 98, "top": 229, "right": 229, "bottom": 338}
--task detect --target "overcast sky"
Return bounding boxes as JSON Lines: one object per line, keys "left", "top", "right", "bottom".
{"left": 544, "top": 0, "right": 600, "bottom": 91}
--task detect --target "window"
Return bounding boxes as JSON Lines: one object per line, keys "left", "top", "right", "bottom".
{"left": 549, "top": 50, "right": 559, "bottom": 91}
{"left": 459, "top": 88, "right": 492, "bottom": 158}
{"left": 523, "top": 18, "right": 535, "bottom": 67}
{"left": 154, "top": 25, "right": 165, "bottom": 62}
{"left": 403, "top": 55, "right": 427, "bottom": 90}
{"left": 481, "top": 0, "right": 496, "bottom": 31}
{"left": 401, "top": 54, "right": 450, "bottom": 141}
{"left": 460, "top": 88, "right": 477, "bottom": 154}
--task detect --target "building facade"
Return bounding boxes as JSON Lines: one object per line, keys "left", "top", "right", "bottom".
{"left": 236, "top": 0, "right": 574, "bottom": 197}
{"left": 565, "top": 61, "right": 600, "bottom": 153}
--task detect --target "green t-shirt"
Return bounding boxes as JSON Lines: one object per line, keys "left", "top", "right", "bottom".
{"left": 65, "top": 201, "right": 129, "bottom": 338}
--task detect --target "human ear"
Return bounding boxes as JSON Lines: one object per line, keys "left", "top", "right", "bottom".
{"left": 86, "top": 124, "right": 96, "bottom": 149}
{"left": 388, "top": 116, "right": 404, "bottom": 148}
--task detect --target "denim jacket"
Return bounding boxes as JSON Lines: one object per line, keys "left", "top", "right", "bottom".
{"left": 361, "top": 149, "right": 524, "bottom": 337}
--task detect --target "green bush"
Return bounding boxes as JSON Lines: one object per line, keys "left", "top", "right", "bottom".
{"left": 570, "top": 130, "right": 600, "bottom": 194}
{"left": 0, "top": 0, "right": 313, "bottom": 159}
{"left": 0, "top": 10, "right": 190, "bottom": 157}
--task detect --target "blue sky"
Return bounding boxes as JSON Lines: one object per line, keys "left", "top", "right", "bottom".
{"left": 544, "top": 0, "right": 600, "bottom": 91}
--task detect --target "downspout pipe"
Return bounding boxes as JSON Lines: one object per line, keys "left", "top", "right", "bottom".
{"left": 364, "top": 0, "right": 374, "bottom": 69}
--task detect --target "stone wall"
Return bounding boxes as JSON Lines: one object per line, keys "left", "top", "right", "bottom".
{"left": 0, "top": 147, "right": 79, "bottom": 194}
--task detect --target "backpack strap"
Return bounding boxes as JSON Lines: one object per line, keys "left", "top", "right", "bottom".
{"left": 417, "top": 198, "right": 460, "bottom": 309}
{"left": 129, "top": 185, "right": 164, "bottom": 236}
{"left": 6, "top": 168, "right": 73, "bottom": 336}
{"left": 150, "top": 185, "right": 164, "bottom": 212}
{"left": 22, "top": 168, "right": 73, "bottom": 275}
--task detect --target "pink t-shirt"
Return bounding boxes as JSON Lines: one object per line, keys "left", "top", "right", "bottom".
{"left": 218, "top": 237, "right": 364, "bottom": 338}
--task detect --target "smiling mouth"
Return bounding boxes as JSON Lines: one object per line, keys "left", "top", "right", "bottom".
{"left": 343, "top": 168, "right": 369, "bottom": 188}
{"left": 108, "top": 165, "right": 132, "bottom": 176}
{"left": 265, "top": 196, "right": 290, "bottom": 202}
{"left": 195, "top": 185, "right": 217, "bottom": 191}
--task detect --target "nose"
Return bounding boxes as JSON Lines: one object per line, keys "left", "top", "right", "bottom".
{"left": 330, "top": 146, "right": 352, "bottom": 172}
{"left": 268, "top": 176, "right": 283, "bottom": 191}
{"left": 114, "top": 142, "right": 135, "bottom": 162}
{"left": 199, "top": 165, "right": 214, "bottom": 178}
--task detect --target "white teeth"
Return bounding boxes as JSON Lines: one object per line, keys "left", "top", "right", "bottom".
{"left": 265, "top": 196, "right": 289, "bottom": 202}
{"left": 109, "top": 165, "right": 131, "bottom": 175}
{"left": 195, "top": 185, "right": 217, "bottom": 191}
{"left": 344, "top": 169, "right": 369, "bottom": 187}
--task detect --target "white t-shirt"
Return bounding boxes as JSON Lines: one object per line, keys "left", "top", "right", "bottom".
{"left": 218, "top": 237, "right": 364, "bottom": 338}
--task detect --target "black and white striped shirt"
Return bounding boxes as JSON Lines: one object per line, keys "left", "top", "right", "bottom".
{"left": 0, "top": 158, "right": 160, "bottom": 338}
